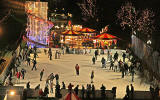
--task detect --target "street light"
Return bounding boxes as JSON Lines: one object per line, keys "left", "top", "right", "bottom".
{"left": 9, "top": 91, "right": 15, "bottom": 96}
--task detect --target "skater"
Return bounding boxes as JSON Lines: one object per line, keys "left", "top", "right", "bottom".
{"left": 122, "top": 52, "right": 126, "bottom": 62}
{"left": 92, "top": 56, "right": 96, "bottom": 64}
{"left": 32, "top": 59, "right": 37, "bottom": 70}
{"left": 95, "top": 50, "right": 98, "bottom": 60}
{"left": 26, "top": 57, "right": 30, "bottom": 66}
{"left": 75, "top": 64, "right": 80, "bottom": 75}
{"left": 35, "top": 84, "right": 40, "bottom": 90}
{"left": 131, "top": 69, "right": 135, "bottom": 82}
{"left": 48, "top": 50, "right": 52, "bottom": 60}
{"left": 44, "top": 49, "right": 47, "bottom": 55}
{"left": 55, "top": 74, "right": 59, "bottom": 85}
{"left": 110, "top": 60, "right": 114, "bottom": 70}
{"left": 50, "top": 81, "right": 54, "bottom": 93}
{"left": 44, "top": 86, "right": 49, "bottom": 97}
{"left": 58, "top": 51, "right": 61, "bottom": 59}
{"left": 101, "top": 57, "right": 106, "bottom": 68}
{"left": 114, "top": 51, "right": 119, "bottom": 61}
{"left": 55, "top": 50, "right": 58, "bottom": 59}
{"left": 40, "top": 69, "right": 44, "bottom": 81}
{"left": 91, "top": 70, "right": 94, "bottom": 83}
{"left": 48, "top": 73, "right": 55, "bottom": 83}
{"left": 16, "top": 71, "right": 22, "bottom": 83}
{"left": 21, "top": 68, "right": 26, "bottom": 79}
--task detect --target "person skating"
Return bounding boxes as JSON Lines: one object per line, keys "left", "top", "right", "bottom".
{"left": 48, "top": 73, "right": 55, "bottom": 83}
{"left": 122, "top": 52, "right": 126, "bottom": 62}
{"left": 101, "top": 57, "right": 106, "bottom": 68}
{"left": 131, "top": 69, "right": 135, "bottom": 82}
{"left": 16, "top": 71, "right": 22, "bottom": 83}
{"left": 40, "top": 69, "right": 44, "bottom": 81}
{"left": 32, "top": 59, "right": 37, "bottom": 70}
{"left": 110, "top": 60, "right": 114, "bottom": 70}
{"left": 114, "top": 51, "right": 119, "bottom": 61}
{"left": 55, "top": 50, "right": 58, "bottom": 59}
{"left": 95, "top": 50, "right": 98, "bottom": 60}
{"left": 35, "top": 84, "right": 40, "bottom": 90}
{"left": 75, "top": 64, "right": 80, "bottom": 75}
{"left": 44, "top": 86, "right": 49, "bottom": 97}
{"left": 26, "top": 57, "right": 30, "bottom": 66}
{"left": 55, "top": 74, "right": 59, "bottom": 85}
{"left": 44, "top": 49, "right": 47, "bottom": 55}
{"left": 92, "top": 56, "right": 96, "bottom": 64}
{"left": 21, "top": 68, "right": 26, "bottom": 79}
{"left": 91, "top": 70, "right": 94, "bottom": 83}
{"left": 50, "top": 81, "right": 54, "bottom": 93}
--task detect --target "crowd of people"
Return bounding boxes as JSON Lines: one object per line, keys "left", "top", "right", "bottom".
{"left": 3, "top": 44, "right": 160, "bottom": 99}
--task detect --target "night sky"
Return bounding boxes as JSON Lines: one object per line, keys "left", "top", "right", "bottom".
{"left": 60, "top": 0, "right": 160, "bottom": 41}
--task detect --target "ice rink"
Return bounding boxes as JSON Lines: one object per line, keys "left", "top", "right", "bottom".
{"left": 14, "top": 48, "right": 150, "bottom": 98}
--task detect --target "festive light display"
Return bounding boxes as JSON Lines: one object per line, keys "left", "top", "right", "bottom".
{"left": 25, "top": 1, "right": 53, "bottom": 48}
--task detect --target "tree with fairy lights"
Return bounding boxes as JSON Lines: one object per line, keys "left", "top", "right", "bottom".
{"left": 117, "top": 2, "right": 155, "bottom": 41}
{"left": 78, "top": 0, "right": 100, "bottom": 29}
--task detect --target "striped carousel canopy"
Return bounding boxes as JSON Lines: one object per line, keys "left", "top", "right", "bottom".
{"left": 95, "top": 33, "right": 118, "bottom": 40}
{"left": 79, "top": 27, "right": 96, "bottom": 33}
{"left": 61, "top": 30, "right": 81, "bottom": 36}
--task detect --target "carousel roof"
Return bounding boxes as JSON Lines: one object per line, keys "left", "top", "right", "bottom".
{"left": 95, "top": 33, "right": 118, "bottom": 40}
{"left": 63, "top": 92, "right": 81, "bottom": 100}
{"left": 61, "top": 30, "right": 82, "bottom": 36}
{"left": 79, "top": 27, "right": 96, "bottom": 33}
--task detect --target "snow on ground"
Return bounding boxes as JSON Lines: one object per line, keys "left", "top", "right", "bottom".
{"left": 14, "top": 48, "right": 150, "bottom": 98}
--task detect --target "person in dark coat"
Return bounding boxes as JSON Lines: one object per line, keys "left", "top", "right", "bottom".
{"left": 81, "top": 85, "right": 85, "bottom": 99}
{"left": 91, "top": 70, "right": 94, "bottom": 83}
{"left": 91, "top": 84, "right": 95, "bottom": 99}
{"left": 95, "top": 50, "right": 98, "bottom": 60}
{"left": 100, "top": 84, "right": 106, "bottom": 99}
{"left": 114, "top": 51, "right": 119, "bottom": 61}
{"left": 126, "top": 85, "right": 130, "bottom": 98}
{"left": 122, "top": 52, "right": 126, "bottom": 62}
{"left": 35, "top": 84, "right": 40, "bottom": 90}
{"left": 74, "top": 85, "right": 79, "bottom": 95}
{"left": 68, "top": 83, "right": 74, "bottom": 93}
{"left": 26, "top": 57, "right": 30, "bottom": 66}
{"left": 55, "top": 74, "right": 59, "bottom": 85}
{"left": 75, "top": 64, "right": 80, "bottom": 75}
{"left": 32, "top": 59, "right": 37, "bottom": 70}
{"left": 92, "top": 56, "right": 96, "bottom": 64}
{"left": 101, "top": 57, "right": 106, "bottom": 68}
{"left": 40, "top": 69, "right": 44, "bottom": 81}
{"left": 44, "top": 86, "right": 49, "bottom": 97}
{"left": 62, "top": 82, "right": 66, "bottom": 89}
{"left": 26, "top": 81, "right": 30, "bottom": 89}
{"left": 130, "top": 84, "right": 134, "bottom": 99}
{"left": 21, "top": 68, "right": 26, "bottom": 79}
{"left": 110, "top": 60, "right": 114, "bottom": 70}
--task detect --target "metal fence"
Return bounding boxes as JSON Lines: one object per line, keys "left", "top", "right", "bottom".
{"left": 131, "top": 35, "right": 160, "bottom": 78}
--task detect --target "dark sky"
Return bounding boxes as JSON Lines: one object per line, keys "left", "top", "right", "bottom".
{"left": 59, "top": 0, "right": 160, "bottom": 40}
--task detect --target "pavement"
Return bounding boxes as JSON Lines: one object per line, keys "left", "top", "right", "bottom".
{"left": 13, "top": 48, "right": 150, "bottom": 99}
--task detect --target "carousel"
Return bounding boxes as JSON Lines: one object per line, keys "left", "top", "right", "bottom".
{"left": 60, "top": 30, "right": 83, "bottom": 48}
{"left": 94, "top": 33, "right": 119, "bottom": 49}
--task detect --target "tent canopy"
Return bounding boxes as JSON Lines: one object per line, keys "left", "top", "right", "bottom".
{"left": 79, "top": 27, "right": 96, "bottom": 33}
{"left": 63, "top": 92, "right": 81, "bottom": 100}
{"left": 95, "top": 33, "right": 118, "bottom": 40}
{"left": 61, "top": 30, "right": 82, "bottom": 36}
